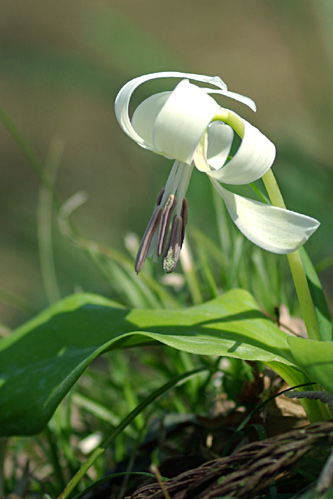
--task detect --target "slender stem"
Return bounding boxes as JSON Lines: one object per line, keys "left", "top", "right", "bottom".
{"left": 262, "top": 170, "right": 321, "bottom": 342}
{"left": 261, "top": 169, "right": 286, "bottom": 208}
{"left": 38, "top": 138, "right": 63, "bottom": 304}
{"left": 214, "top": 109, "right": 321, "bottom": 342}
{"left": 212, "top": 109, "right": 245, "bottom": 137}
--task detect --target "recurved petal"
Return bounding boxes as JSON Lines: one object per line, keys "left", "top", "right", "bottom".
{"left": 194, "top": 121, "right": 234, "bottom": 173}
{"left": 152, "top": 80, "right": 220, "bottom": 164}
{"left": 212, "top": 181, "right": 320, "bottom": 254}
{"left": 205, "top": 89, "right": 256, "bottom": 112}
{"left": 132, "top": 92, "right": 170, "bottom": 148}
{"left": 114, "top": 71, "right": 230, "bottom": 150}
{"left": 206, "top": 122, "right": 234, "bottom": 170}
{"left": 207, "top": 114, "right": 276, "bottom": 184}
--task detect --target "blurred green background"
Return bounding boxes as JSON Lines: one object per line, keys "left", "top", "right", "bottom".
{"left": 1, "top": 0, "right": 333, "bottom": 326}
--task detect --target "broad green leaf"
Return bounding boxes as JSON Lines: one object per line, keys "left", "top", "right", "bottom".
{"left": 300, "top": 248, "right": 332, "bottom": 341}
{"left": 288, "top": 336, "right": 333, "bottom": 394}
{"left": 0, "top": 289, "right": 296, "bottom": 437}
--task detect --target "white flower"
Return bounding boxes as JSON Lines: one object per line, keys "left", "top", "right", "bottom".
{"left": 115, "top": 71, "right": 320, "bottom": 273}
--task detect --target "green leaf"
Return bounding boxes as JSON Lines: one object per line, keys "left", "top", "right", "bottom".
{"left": 0, "top": 289, "right": 296, "bottom": 437}
{"left": 288, "top": 336, "right": 333, "bottom": 394}
{"left": 299, "top": 248, "right": 332, "bottom": 341}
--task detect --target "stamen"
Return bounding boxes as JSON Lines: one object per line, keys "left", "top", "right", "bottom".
{"left": 135, "top": 205, "right": 163, "bottom": 274}
{"left": 157, "top": 194, "right": 176, "bottom": 257}
{"left": 162, "top": 215, "right": 183, "bottom": 273}
{"left": 180, "top": 197, "right": 188, "bottom": 247}
{"left": 134, "top": 163, "right": 192, "bottom": 274}
{"left": 156, "top": 188, "right": 165, "bottom": 206}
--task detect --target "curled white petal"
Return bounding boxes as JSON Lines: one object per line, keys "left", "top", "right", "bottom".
{"left": 152, "top": 81, "right": 220, "bottom": 164}
{"left": 132, "top": 81, "right": 220, "bottom": 163}
{"left": 212, "top": 181, "right": 320, "bottom": 254}
{"left": 206, "top": 89, "right": 256, "bottom": 112}
{"left": 193, "top": 121, "right": 234, "bottom": 173}
{"left": 114, "top": 71, "right": 255, "bottom": 152}
{"left": 132, "top": 92, "right": 170, "bottom": 148}
{"left": 206, "top": 122, "right": 234, "bottom": 170}
{"left": 207, "top": 114, "right": 276, "bottom": 185}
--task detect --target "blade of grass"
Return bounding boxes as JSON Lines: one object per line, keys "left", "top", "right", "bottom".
{"left": 196, "top": 242, "right": 219, "bottom": 298}
{"left": 212, "top": 183, "right": 233, "bottom": 257}
{"left": 0, "top": 106, "right": 62, "bottom": 208}
{"left": 72, "top": 392, "right": 136, "bottom": 438}
{"left": 37, "top": 138, "right": 63, "bottom": 304}
{"left": 315, "top": 256, "right": 333, "bottom": 274}
{"left": 299, "top": 247, "right": 332, "bottom": 341}
{"left": 58, "top": 192, "right": 179, "bottom": 308}
{"left": 189, "top": 227, "right": 227, "bottom": 267}
{"left": 44, "top": 425, "right": 66, "bottom": 491}
{"left": 179, "top": 238, "right": 203, "bottom": 305}
{"left": 225, "top": 234, "right": 245, "bottom": 289}
{"left": 222, "top": 381, "right": 316, "bottom": 457}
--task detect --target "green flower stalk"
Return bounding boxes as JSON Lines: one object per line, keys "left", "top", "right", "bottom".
{"left": 262, "top": 170, "right": 321, "bottom": 341}
{"left": 213, "top": 108, "right": 321, "bottom": 341}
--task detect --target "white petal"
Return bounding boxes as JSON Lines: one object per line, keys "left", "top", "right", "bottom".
{"left": 212, "top": 181, "right": 320, "bottom": 254}
{"left": 206, "top": 89, "right": 257, "bottom": 112}
{"left": 114, "top": 71, "right": 254, "bottom": 151}
{"left": 131, "top": 92, "right": 170, "bottom": 148}
{"left": 207, "top": 113, "right": 276, "bottom": 184}
{"left": 206, "top": 122, "right": 234, "bottom": 170}
{"left": 115, "top": 71, "right": 227, "bottom": 150}
{"left": 152, "top": 80, "right": 220, "bottom": 164}
{"left": 194, "top": 122, "right": 234, "bottom": 173}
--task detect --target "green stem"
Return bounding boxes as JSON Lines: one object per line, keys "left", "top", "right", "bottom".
{"left": 214, "top": 110, "right": 321, "bottom": 342}
{"left": 213, "top": 109, "right": 325, "bottom": 422}
{"left": 212, "top": 109, "right": 245, "bottom": 137}
{"left": 38, "top": 139, "right": 63, "bottom": 304}
{"left": 262, "top": 170, "right": 321, "bottom": 342}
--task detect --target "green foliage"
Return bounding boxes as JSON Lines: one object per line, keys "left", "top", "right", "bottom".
{"left": 0, "top": 289, "right": 297, "bottom": 437}
{"left": 0, "top": 2, "right": 332, "bottom": 496}
{"left": 300, "top": 248, "right": 332, "bottom": 341}
{"left": 288, "top": 337, "right": 333, "bottom": 395}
